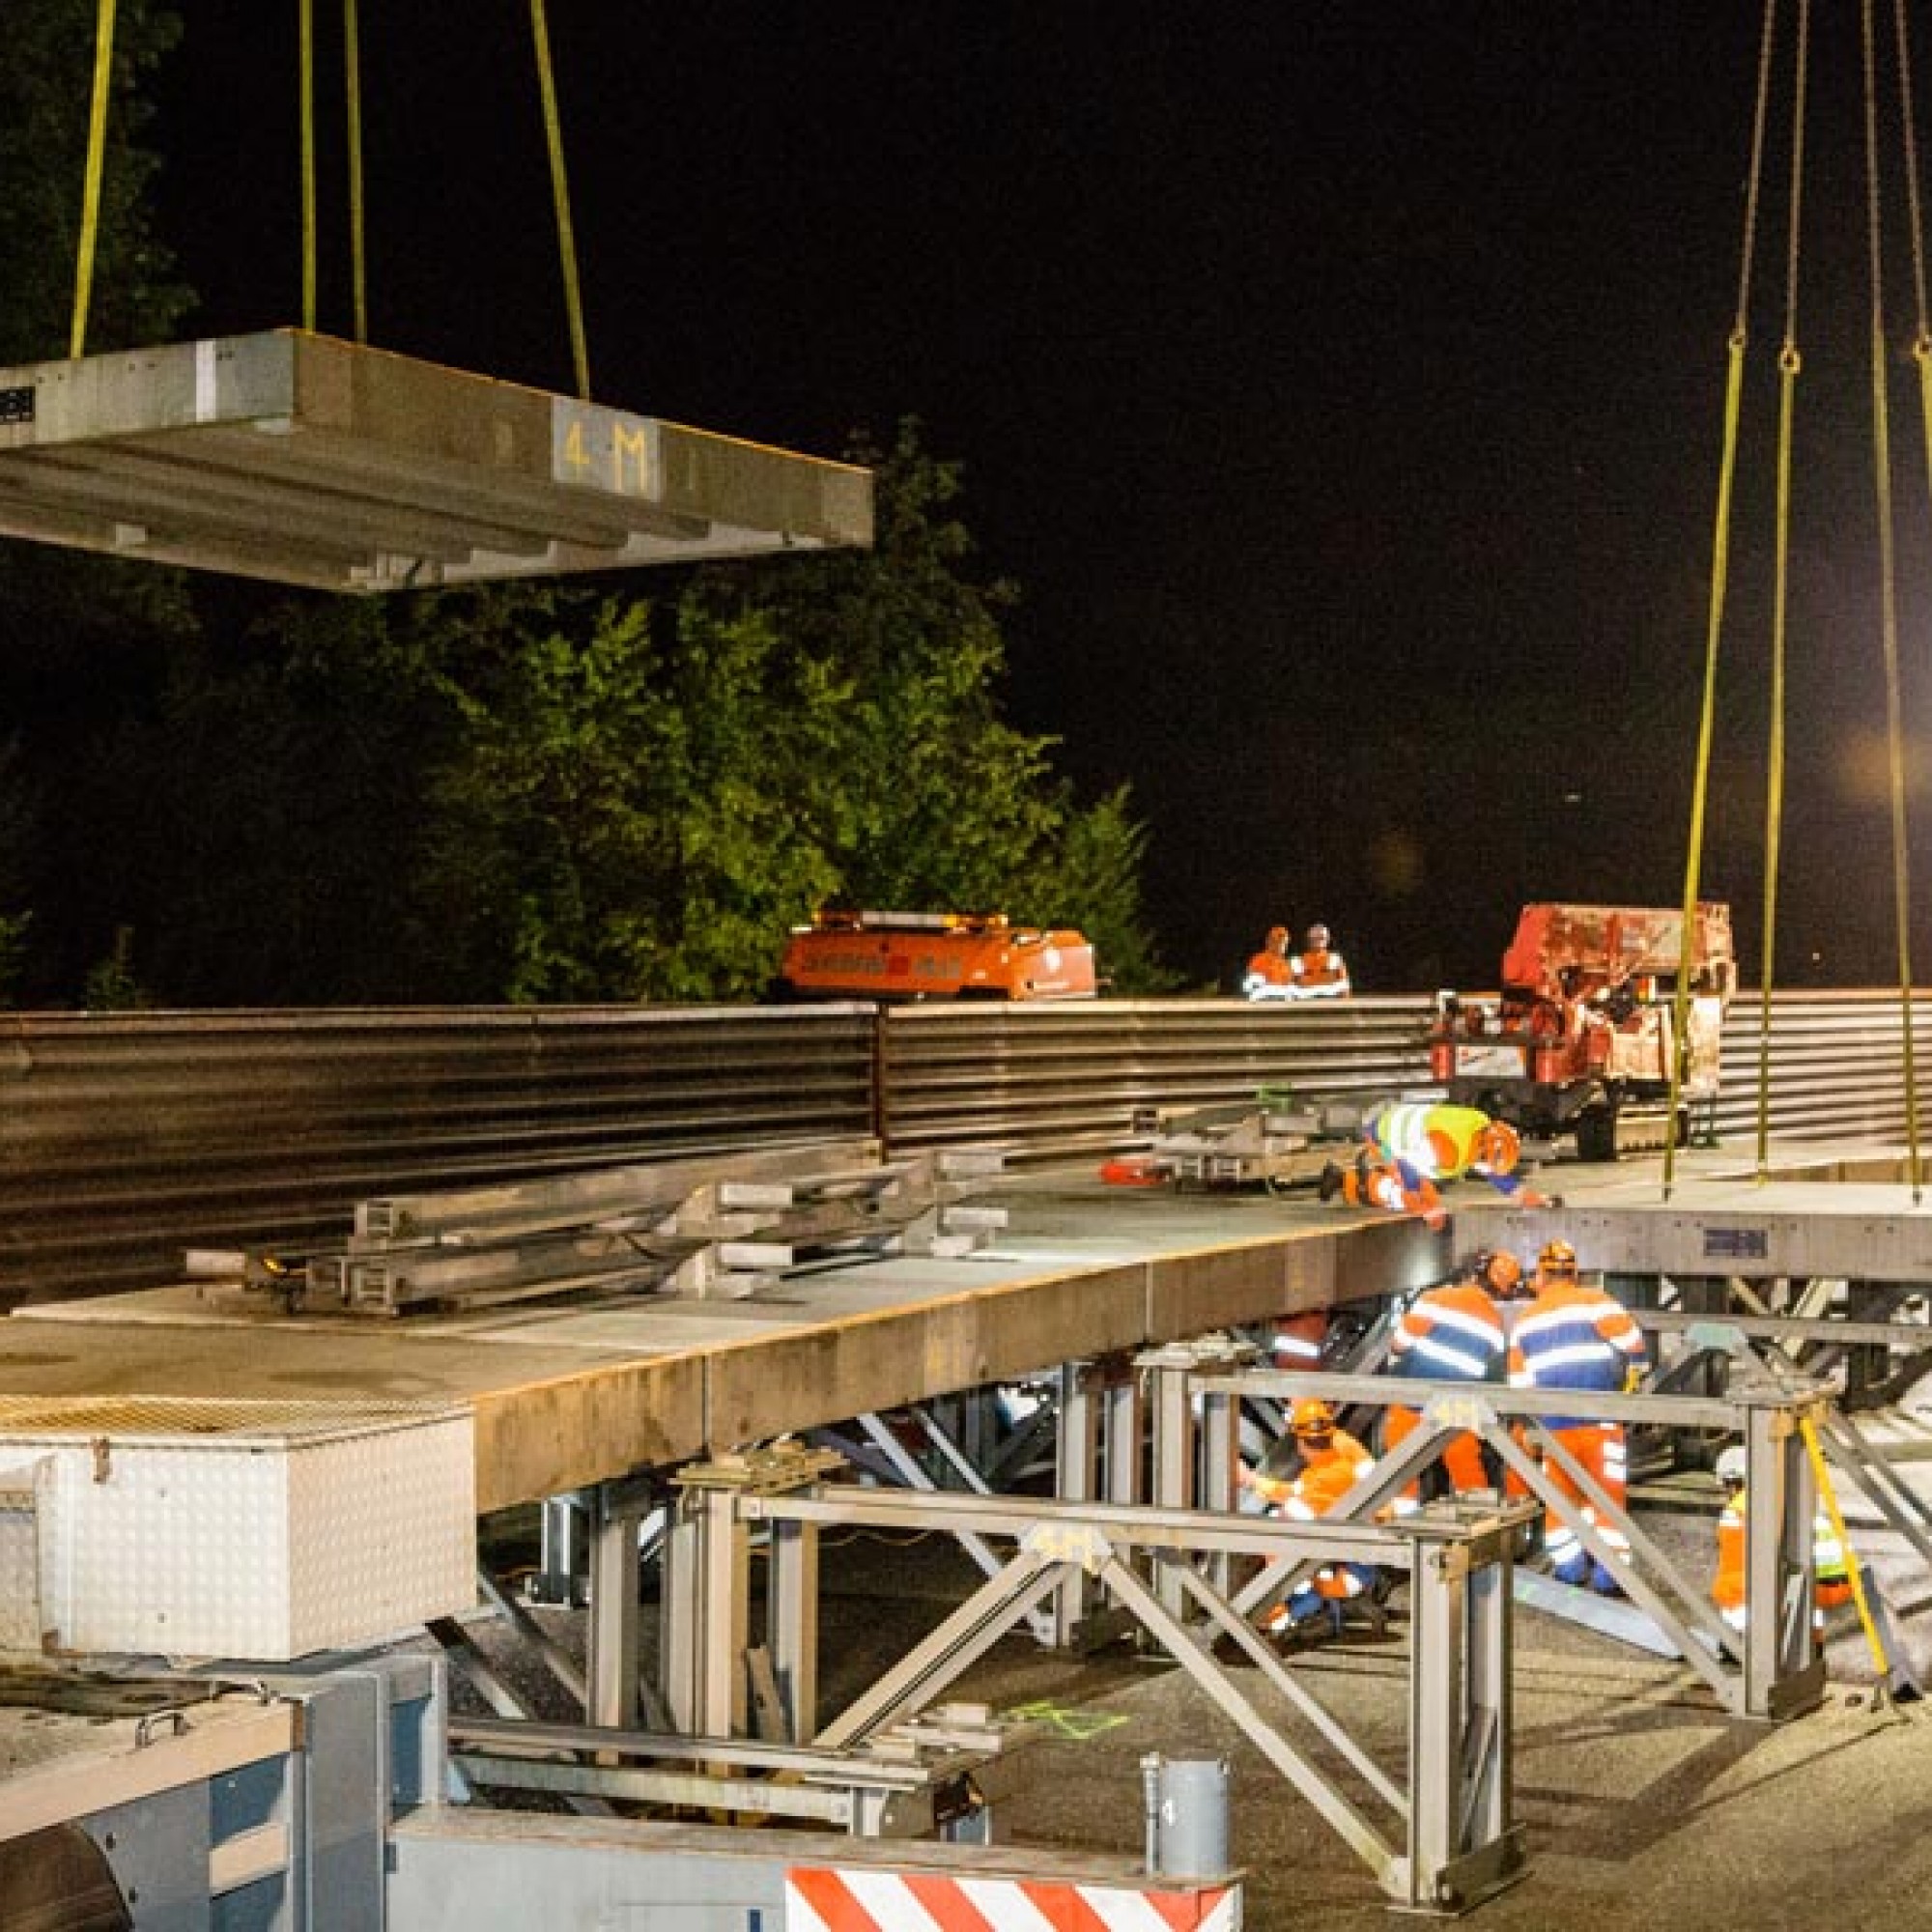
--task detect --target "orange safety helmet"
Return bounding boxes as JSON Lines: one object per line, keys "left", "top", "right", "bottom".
{"left": 1290, "top": 1397, "right": 1337, "bottom": 1438}
{"left": 1265, "top": 924, "right": 1290, "bottom": 949}
{"left": 1473, "top": 1118, "right": 1520, "bottom": 1175}
{"left": 1538, "top": 1238, "right": 1579, "bottom": 1282}
{"left": 1479, "top": 1248, "right": 1525, "bottom": 1297}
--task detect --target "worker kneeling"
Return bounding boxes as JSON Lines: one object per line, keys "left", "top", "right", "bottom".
{"left": 1711, "top": 1444, "right": 1856, "bottom": 1635}
{"left": 1239, "top": 1398, "right": 1378, "bottom": 1637}
{"left": 1508, "top": 1240, "right": 1648, "bottom": 1595}
{"left": 1321, "top": 1103, "right": 1553, "bottom": 1233}
{"left": 1383, "top": 1250, "right": 1518, "bottom": 1500}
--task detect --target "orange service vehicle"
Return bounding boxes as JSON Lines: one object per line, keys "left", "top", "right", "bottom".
{"left": 777, "top": 909, "right": 1098, "bottom": 1002}
{"left": 1427, "top": 901, "right": 1735, "bottom": 1160}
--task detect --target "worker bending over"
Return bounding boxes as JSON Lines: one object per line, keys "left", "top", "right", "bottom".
{"left": 1383, "top": 1249, "right": 1520, "bottom": 1498}
{"left": 1291, "top": 923, "right": 1351, "bottom": 999}
{"left": 1710, "top": 1443, "right": 1855, "bottom": 1634}
{"left": 1239, "top": 1398, "right": 1378, "bottom": 1634}
{"left": 1242, "top": 924, "right": 1295, "bottom": 1002}
{"left": 1508, "top": 1240, "right": 1648, "bottom": 1594}
{"left": 1321, "top": 1101, "right": 1555, "bottom": 1232}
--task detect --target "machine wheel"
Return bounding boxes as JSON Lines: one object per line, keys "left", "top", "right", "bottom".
{"left": 1574, "top": 1108, "right": 1619, "bottom": 1163}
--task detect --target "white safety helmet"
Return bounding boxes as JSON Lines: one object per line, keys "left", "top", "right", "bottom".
{"left": 1715, "top": 1445, "right": 1747, "bottom": 1487}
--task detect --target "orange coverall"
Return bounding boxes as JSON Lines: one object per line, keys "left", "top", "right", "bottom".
{"left": 1248, "top": 1428, "right": 1378, "bottom": 1613}
{"left": 1383, "top": 1277, "right": 1508, "bottom": 1495}
{"left": 1507, "top": 1280, "right": 1647, "bottom": 1590}
{"left": 1712, "top": 1485, "right": 1856, "bottom": 1633}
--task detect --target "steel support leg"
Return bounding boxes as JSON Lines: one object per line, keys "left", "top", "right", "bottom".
{"left": 1103, "top": 1373, "right": 1142, "bottom": 1508}
{"left": 532, "top": 1492, "right": 588, "bottom": 1605}
{"left": 1743, "top": 1408, "right": 1822, "bottom": 1719}
{"left": 766, "top": 1514, "right": 820, "bottom": 1744}
{"left": 1197, "top": 1383, "right": 1239, "bottom": 1597}
{"left": 1406, "top": 1519, "right": 1523, "bottom": 1914}
{"left": 1053, "top": 1360, "right": 1102, "bottom": 1647}
{"left": 660, "top": 1483, "right": 750, "bottom": 1736}
{"left": 586, "top": 1486, "right": 641, "bottom": 1731}
{"left": 1148, "top": 1356, "right": 1195, "bottom": 1619}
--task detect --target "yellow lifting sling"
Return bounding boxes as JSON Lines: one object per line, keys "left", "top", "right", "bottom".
{"left": 1667, "top": 0, "right": 1924, "bottom": 1201}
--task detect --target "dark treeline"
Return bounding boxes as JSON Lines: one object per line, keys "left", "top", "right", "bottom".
{"left": 0, "top": 1, "right": 1167, "bottom": 1009}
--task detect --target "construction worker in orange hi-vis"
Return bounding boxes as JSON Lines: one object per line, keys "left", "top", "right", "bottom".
{"left": 1242, "top": 924, "right": 1295, "bottom": 1001}
{"left": 1290, "top": 923, "right": 1351, "bottom": 999}
{"left": 1710, "top": 1443, "right": 1855, "bottom": 1634}
{"left": 1383, "top": 1249, "right": 1521, "bottom": 1499}
{"left": 1239, "top": 1397, "right": 1378, "bottom": 1634}
{"left": 1268, "top": 1308, "right": 1330, "bottom": 1369}
{"left": 1508, "top": 1239, "right": 1648, "bottom": 1594}
{"left": 1321, "top": 1101, "right": 1556, "bottom": 1232}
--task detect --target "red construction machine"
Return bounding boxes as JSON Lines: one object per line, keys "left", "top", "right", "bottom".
{"left": 776, "top": 909, "right": 1098, "bottom": 1002}
{"left": 1427, "top": 902, "right": 1736, "bottom": 1159}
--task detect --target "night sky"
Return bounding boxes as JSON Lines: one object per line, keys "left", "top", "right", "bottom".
{"left": 147, "top": 5, "right": 1932, "bottom": 991}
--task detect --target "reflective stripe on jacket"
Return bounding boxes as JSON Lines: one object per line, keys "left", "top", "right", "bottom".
{"left": 1508, "top": 1282, "right": 1646, "bottom": 1427}
{"left": 1367, "top": 1101, "right": 1490, "bottom": 1180}
{"left": 1292, "top": 949, "right": 1350, "bottom": 997}
{"left": 1389, "top": 1281, "right": 1507, "bottom": 1382}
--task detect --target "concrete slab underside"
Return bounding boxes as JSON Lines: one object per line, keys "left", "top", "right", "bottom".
{"left": 0, "top": 1137, "right": 1914, "bottom": 1514}
{"left": 0, "top": 330, "right": 872, "bottom": 590}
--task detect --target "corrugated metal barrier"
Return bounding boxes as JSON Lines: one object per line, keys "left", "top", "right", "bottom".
{"left": 2, "top": 990, "right": 1928, "bottom": 1305}
{"left": 877, "top": 996, "right": 1434, "bottom": 1159}
{"left": 0, "top": 1006, "right": 876, "bottom": 1305}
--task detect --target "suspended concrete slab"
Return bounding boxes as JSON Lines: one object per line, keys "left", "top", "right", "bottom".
{"left": 0, "top": 329, "right": 873, "bottom": 592}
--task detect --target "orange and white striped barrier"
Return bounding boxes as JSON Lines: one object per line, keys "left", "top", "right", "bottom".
{"left": 784, "top": 1866, "right": 1240, "bottom": 1930}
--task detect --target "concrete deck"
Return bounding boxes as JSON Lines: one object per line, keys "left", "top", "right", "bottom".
{"left": 0, "top": 1180, "right": 1440, "bottom": 1512}
{"left": 0, "top": 331, "right": 872, "bottom": 590}
{"left": 1, "top": 1136, "right": 1920, "bottom": 1513}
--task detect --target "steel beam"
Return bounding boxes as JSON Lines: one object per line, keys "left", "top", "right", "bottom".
{"left": 1468, "top": 1186, "right": 1932, "bottom": 1283}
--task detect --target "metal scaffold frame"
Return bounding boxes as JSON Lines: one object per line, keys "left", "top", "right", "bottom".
{"left": 1162, "top": 1354, "right": 1854, "bottom": 1719}
{"left": 631, "top": 1446, "right": 1530, "bottom": 1916}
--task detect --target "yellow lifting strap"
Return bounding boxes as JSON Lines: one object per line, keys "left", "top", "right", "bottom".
{"left": 69, "top": 0, "right": 120, "bottom": 359}
{"left": 298, "top": 0, "right": 317, "bottom": 331}
{"left": 1757, "top": 1, "right": 1810, "bottom": 1182}
{"left": 1798, "top": 1413, "right": 1894, "bottom": 1698}
{"left": 530, "top": 0, "right": 592, "bottom": 401}
{"left": 1861, "top": 0, "right": 1922, "bottom": 1200}
{"left": 1666, "top": 0, "right": 1779, "bottom": 1198}
{"left": 298, "top": 1, "right": 367, "bottom": 340}
{"left": 344, "top": 0, "right": 367, "bottom": 343}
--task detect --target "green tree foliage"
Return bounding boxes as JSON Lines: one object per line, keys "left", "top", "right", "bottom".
{"left": 408, "top": 590, "right": 841, "bottom": 1004}
{"left": 38, "top": 427, "right": 1168, "bottom": 1006}
{"left": 672, "top": 425, "right": 1173, "bottom": 991}
{"left": 0, "top": 737, "right": 35, "bottom": 1005}
{"left": 0, "top": 0, "right": 188, "bottom": 363}
{"left": 403, "top": 425, "right": 1170, "bottom": 1002}
{"left": 0, "top": 0, "right": 198, "bottom": 999}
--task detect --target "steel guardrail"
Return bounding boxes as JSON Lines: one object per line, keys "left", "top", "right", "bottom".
{"left": 875, "top": 995, "right": 1436, "bottom": 1159}
{"left": 0, "top": 1005, "right": 875, "bottom": 1306}
{"left": 1, "top": 989, "right": 1924, "bottom": 1306}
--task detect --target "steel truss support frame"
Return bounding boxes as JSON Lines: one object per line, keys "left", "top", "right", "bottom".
{"left": 716, "top": 1477, "right": 1529, "bottom": 1915}
{"left": 659, "top": 1449, "right": 844, "bottom": 1741}
{"left": 1176, "top": 1361, "right": 1837, "bottom": 1719}
{"left": 1630, "top": 1274, "right": 1932, "bottom": 1411}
